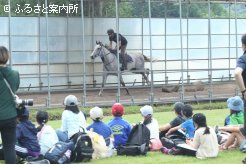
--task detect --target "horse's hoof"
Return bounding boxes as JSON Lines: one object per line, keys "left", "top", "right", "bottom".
{"left": 125, "top": 93, "right": 131, "bottom": 96}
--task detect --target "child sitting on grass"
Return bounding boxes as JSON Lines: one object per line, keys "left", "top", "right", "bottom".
{"left": 166, "top": 104, "right": 195, "bottom": 139}
{"left": 36, "top": 110, "right": 59, "bottom": 156}
{"left": 140, "top": 105, "right": 160, "bottom": 140}
{"left": 87, "top": 106, "right": 114, "bottom": 157}
{"left": 15, "top": 107, "right": 41, "bottom": 158}
{"left": 87, "top": 106, "right": 113, "bottom": 146}
{"left": 108, "top": 103, "right": 132, "bottom": 148}
{"left": 159, "top": 102, "right": 185, "bottom": 138}
{"left": 186, "top": 113, "right": 219, "bottom": 159}
{"left": 225, "top": 96, "right": 244, "bottom": 125}
{"left": 161, "top": 104, "right": 195, "bottom": 155}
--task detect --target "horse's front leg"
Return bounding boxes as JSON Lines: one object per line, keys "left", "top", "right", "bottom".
{"left": 99, "top": 73, "right": 107, "bottom": 96}
{"left": 119, "top": 75, "right": 130, "bottom": 96}
{"left": 142, "top": 69, "right": 150, "bottom": 85}
{"left": 142, "top": 73, "right": 150, "bottom": 85}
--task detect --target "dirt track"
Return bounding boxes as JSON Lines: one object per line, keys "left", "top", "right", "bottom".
{"left": 17, "top": 81, "right": 237, "bottom": 108}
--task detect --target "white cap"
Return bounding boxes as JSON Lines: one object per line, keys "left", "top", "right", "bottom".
{"left": 140, "top": 105, "right": 153, "bottom": 117}
{"left": 90, "top": 106, "right": 103, "bottom": 120}
{"left": 64, "top": 95, "right": 78, "bottom": 106}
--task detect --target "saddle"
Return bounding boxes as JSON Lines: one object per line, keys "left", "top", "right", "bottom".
{"left": 109, "top": 49, "right": 133, "bottom": 64}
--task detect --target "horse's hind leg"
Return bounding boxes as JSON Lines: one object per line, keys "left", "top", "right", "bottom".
{"left": 119, "top": 75, "right": 130, "bottom": 96}
{"left": 99, "top": 73, "right": 107, "bottom": 96}
{"left": 142, "top": 72, "right": 150, "bottom": 85}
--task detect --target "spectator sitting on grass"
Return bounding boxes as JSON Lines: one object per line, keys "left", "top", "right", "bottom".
{"left": 166, "top": 104, "right": 195, "bottom": 139}
{"left": 140, "top": 105, "right": 160, "bottom": 140}
{"left": 36, "top": 110, "right": 59, "bottom": 155}
{"left": 56, "top": 95, "right": 87, "bottom": 142}
{"left": 15, "top": 107, "right": 40, "bottom": 158}
{"left": 108, "top": 103, "right": 132, "bottom": 148}
{"left": 186, "top": 113, "right": 219, "bottom": 159}
{"left": 87, "top": 106, "right": 113, "bottom": 147}
{"left": 159, "top": 102, "right": 185, "bottom": 138}
{"left": 217, "top": 125, "right": 245, "bottom": 150}
{"left": 225, "top": 96, "right": 244, "bottom": 126}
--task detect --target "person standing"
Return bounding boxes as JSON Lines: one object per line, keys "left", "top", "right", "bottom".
{"left": 0, "top": 46, "right": 20, "bottom": 164}
{"left": 107, "top": 29, "right": 128, "bottom": 71}
{"left": 234, "top": 33, "right": 246, "bottom": 135}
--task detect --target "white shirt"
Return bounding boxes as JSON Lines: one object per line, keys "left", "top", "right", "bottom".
{"left": 37, "top": 125, "right": 59, "bottom": 155}
{"left": 146, "top": 118, "right": 159, "bottom": 139}
{"left": 61, "top": 110, "right": 87, "bottom": 138}
{"left": 193, "top": 127, "right": 219, "bottom": 159}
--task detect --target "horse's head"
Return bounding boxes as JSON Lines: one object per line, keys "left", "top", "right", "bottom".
{"left": 90, "top": 44, "right": 102, "bottom": 60}
{"left": 90, "top": 41, "right": 109, "bottom": 60}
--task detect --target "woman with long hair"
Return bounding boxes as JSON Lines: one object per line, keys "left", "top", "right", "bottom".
{"left": 56, "top": 95, "right": 86, "bottom": 142}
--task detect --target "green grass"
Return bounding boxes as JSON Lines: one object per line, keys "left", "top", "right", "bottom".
{"left": 46, "top": 108, "right": 245, "bottom": 164}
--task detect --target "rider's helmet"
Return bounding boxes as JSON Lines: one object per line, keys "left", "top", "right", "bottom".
{"left": 112, "top": 103, "right": 124, "bottom": 117}
{"left": 107, "top": 29, "right": 114, "bottom": 35}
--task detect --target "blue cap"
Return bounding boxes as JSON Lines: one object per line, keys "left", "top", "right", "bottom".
{"left": 227, "top": 96, "right": 244, "bottom": 111}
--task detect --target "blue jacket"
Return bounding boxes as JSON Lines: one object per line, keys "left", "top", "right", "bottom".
{"left": 87, "top": 121, "right": 112, "bottom": 146}
{"left": 16, "top": 120, "right": 40, "bottom": 152}
{"left": 108, "top": 117, "right": 132, "bottom": 148}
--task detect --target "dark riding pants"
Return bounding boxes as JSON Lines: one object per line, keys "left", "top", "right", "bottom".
{"left": 120, "top": 45, "right": 127, "bottom": 70}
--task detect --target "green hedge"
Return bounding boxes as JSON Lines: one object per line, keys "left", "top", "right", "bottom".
{"left": 27, "top": 101, "right": 227, "bottom": 122}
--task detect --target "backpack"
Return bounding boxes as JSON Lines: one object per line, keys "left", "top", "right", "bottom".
{"left": 16, "top": 154, "right": 51, "bottom": 164}
{"left": 216, "top": 131, "right": 230, "bottom": 145}
{"left": 70, "top": 130, "right": 94, "bottom": 162}
{"left": 44, "top": 141, "right": 73, "bottom": 164}
{"left": 117, "top": 123, "right": 150, "bottom": 156}
{"left": 160, "top": 133, "right": 186, "bottom": 149}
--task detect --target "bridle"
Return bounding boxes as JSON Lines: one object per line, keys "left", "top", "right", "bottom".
{"left": 95, "top": 44, "right": 116, "bottom": 68}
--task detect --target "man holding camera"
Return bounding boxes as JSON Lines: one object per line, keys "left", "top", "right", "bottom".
{"left": 0, "top": 46, "right": 20, "bottom": 164}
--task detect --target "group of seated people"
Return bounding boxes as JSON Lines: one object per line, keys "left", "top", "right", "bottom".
{"left": 5, "top": 94, "right": 246, "bottom": 162}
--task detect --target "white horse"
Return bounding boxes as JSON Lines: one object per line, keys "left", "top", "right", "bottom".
{"left": 90, "top": 41, "right": 150, "bottom": 96}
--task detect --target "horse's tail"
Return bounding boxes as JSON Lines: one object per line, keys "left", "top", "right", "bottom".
{"left": 142, "top": 54, "right": 151, "bottom": 62}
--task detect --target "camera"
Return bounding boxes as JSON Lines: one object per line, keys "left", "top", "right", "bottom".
{"left": 16, "top": 97, "right": 33, "bottom": 107}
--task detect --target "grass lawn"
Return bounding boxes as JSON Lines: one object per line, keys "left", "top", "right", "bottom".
{"left": 46, "top": 108, "right": 246, "bottom": 164}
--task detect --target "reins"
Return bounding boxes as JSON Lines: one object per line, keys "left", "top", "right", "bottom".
{"left": 99, "top": 46, "right": 116, "bottom": 68}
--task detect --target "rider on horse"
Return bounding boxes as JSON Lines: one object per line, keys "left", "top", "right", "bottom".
{"left": 107, "top": 29, "right": 128, "bottom": 71}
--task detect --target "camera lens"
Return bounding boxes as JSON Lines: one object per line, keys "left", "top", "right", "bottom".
{"left": 22, "top": 99, "right": 33, "bottom": 106}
